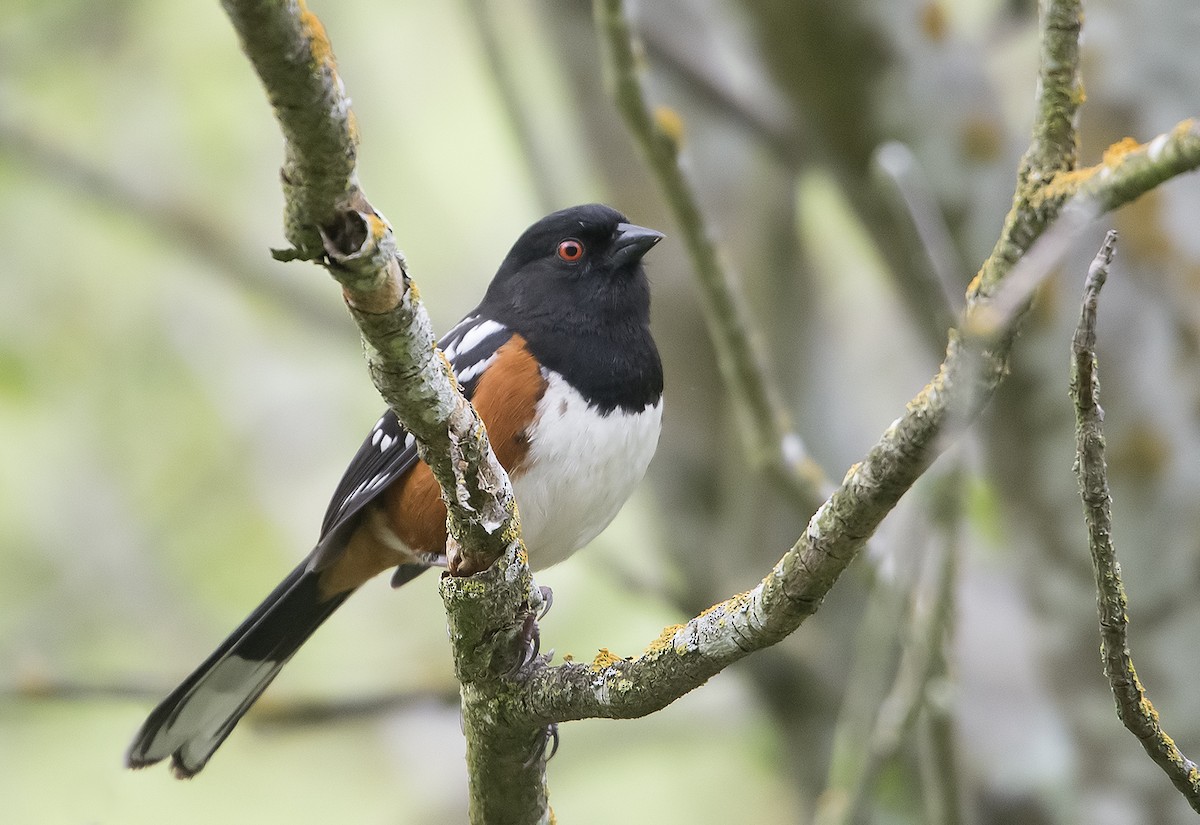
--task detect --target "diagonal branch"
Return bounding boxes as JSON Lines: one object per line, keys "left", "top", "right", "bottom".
{"left": 219, "top": 0, "right": 518, "bottom": 577}
{"left": 518, "top": 0, "right": 1200, "bottom": 729}
{"left": 1070, "top": 232, "right": 1200, "bottom": 811}
{"left": 0, "top": 119, "right": 343, "bottom": 330}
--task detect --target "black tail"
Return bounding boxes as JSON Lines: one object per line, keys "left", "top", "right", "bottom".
{"left": 126, "top": 562, "right": 352, "bottom": 778}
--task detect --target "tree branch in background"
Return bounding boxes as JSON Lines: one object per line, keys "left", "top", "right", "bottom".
{"left": 0, "top": 119, "right": 342, "bottom": 329}
{"left": 462, "top": 0, "right": 563, "bottom": 213}
{"left": 969, "top": 121, "right": 1200, "bottom": 340}
{"left": 872, "top": 141, "right": 967, "bottom": 320}
{"left": 0, "top": 679, "right": 458, "bottom": 727}
{"left": 524, "top": 0, "right": 1200, "bottom": 771}
{"left": 1070, "top": 231, "right": 1200, "bottom": 811}
{"left": 815, "top": 473, "right": 961, "bottom": 825}
{"left": 593, "top": 0, "right": 830, "bottom": 514}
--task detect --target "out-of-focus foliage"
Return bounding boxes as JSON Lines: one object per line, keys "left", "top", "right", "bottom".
{"left": 3, "top": 0, "right": 1200, "bottom": 823}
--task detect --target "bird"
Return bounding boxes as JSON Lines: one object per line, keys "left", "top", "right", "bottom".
{"left": 125, "top": 203, "right": 665, "bottom": 778}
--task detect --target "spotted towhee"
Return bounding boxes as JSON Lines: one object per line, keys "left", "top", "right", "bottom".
{"left": 126, "top": 203, "right": 665, "bottom": 778}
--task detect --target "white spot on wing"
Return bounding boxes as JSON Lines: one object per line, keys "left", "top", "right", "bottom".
{"left": 457, "top": 353, "right": 498, "bottom": 385}
{"left": 440, "top": 314, "right": 480, "bottom": 361}
{"left": 455, "top": 319, "right": 506, "bottom": 357}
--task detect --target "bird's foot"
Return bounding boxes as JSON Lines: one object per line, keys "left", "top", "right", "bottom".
{"left": 524, "top": 723, "right": 560, "bottom": 767}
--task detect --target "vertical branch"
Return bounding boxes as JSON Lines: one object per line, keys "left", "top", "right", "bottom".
{"left": 220, "top": 0, "right": 360, "bottom": 262}
{"left": 462, "top": 0, "right": 564, "bottom": 212}
{"left": 593, "top": 0, "right": 828, "bottom": 512}
{"left": 1070, "top": 231, "right": 1200, "bottom": 811}
{"left": 969, "top": 0, "right": 1083, "bottom": 304}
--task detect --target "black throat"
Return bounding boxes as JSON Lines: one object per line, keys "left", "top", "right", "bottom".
{"left": 481, "top": 285, "right": 663, "bottom": 414}
{"left": 519, "top": 320, "right": 662, "bottom": 414}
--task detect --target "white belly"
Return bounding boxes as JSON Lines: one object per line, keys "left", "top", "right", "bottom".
{"left": 512, "top": 369, "right": 662, "bottom": 568}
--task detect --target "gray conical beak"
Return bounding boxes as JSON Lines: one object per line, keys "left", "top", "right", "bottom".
{"left": 611, "top": 222, "right": 665, "bottom": 268}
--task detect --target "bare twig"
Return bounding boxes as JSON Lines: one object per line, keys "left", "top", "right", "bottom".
{"left": 873, "top": 141, "right": 967, "bottom": 322}
{"left": 2, "top": 680, "right": 458, "bottom": 726}
{"left": 1070, "top": 231, "right": 1200, "bottom": 811}
{"left": 0, "top": 119, "right": 342, "bottom": 329}
{"left": 462, "top": 0, "right": 564, "bottom": 212}
{"left": 594, "top": 0, "right": 829, "bottom": 513}
{"left": 816, "top": 559, "right": 913, "bottom": 825}
{"left": 916, "top": 686, "right": 964, "bottom": 825}
{"left": 251, "top": 689, "right": 460, "bottom": 726}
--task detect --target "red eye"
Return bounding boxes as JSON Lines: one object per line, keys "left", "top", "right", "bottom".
{"left": 557, "top": 239, "right": 585, "bottom": 262}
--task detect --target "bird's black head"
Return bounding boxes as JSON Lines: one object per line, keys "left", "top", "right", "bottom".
{"left": 480, "top": 204, "right": 664, "bottom": 330}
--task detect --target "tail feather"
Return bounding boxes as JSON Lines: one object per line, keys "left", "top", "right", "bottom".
{"left": 126, "top": 562, "right": 352, "bottom": 778}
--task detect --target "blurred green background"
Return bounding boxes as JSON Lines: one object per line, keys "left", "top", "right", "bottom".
{"left": 4, "top": 0, "right": 1200, "bottom": 823}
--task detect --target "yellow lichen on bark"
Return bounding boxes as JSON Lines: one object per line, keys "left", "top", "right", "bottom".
{"left": 591, "top": 648, "right": 622, "bottom": 671}
{"left": 298, "top": 0, "right": 335, "bottom": 67}
{"left": 1102, "top": 137, "right": 1142, "bottom": 164}
{"left": 642, "top": 624, "right": 684, "bottom": 658}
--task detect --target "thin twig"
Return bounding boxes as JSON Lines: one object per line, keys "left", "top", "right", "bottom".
{"left": 462, "top": 0, "right": 564, "bottom": 212}
{"left": 0, "top": 119, "right": 342, "bottom": 330}
{"left": 2, "top": 680, "right": 458, "bottom": 726}
{"left": 1070, "top": 230, "right": 1200, "bottom": 811}
{"left": 873, "top": 141, "right": 965, "bottom": 325}
{"left": 916, "top": 684, "right": 964, "bottom": 825}
{"left": 593, "top": 0, "right": 829, "bottom": 513}
{"left": 867, "top": 513, "right": 956, "bottom": 786}
{"left": 815, "top": 559, "right": 913, "bottom": 825}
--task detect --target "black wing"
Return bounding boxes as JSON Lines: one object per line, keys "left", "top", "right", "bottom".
{"left": 315, "top": 313, "right": 515, "bottom": 543}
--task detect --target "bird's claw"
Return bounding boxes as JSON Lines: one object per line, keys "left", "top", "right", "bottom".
{"left": 524, "top": 723, "right": 560, "bottom": 767}
{"left": 507, "top": 612, "right": 541, "bottom": 676}
{"left": 507, "top": 586, "right": 555, "bottom": 675}
{"left": 536, "top": 585, "right": 554, "bottom": 620}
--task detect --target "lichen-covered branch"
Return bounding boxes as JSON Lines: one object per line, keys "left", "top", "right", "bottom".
{"left": 1046, "top": 120, "right": 1200, "bottom": 210}
{"left": 594, "top": 0, "right": 829, "bottom": 512}
{"left": 1070, "top": 232, "right": 1200, "bottom": 811}
{"left": 969, "top": 0, "right": 1082, "bottom": 305}
{"left": 219, "top": 2, "right": 543, "bottom": 819}
{"left": 518, "top": 331, "right": 995, "bottom": 723}
{"left": 219, "top": 0, "right": 357, "bottom": 264}
{"left": 515, "top": 0, "right": 1194, "bottom": 731}
{"left": 219, "top": 0, "right": 517, "bottom": 576}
